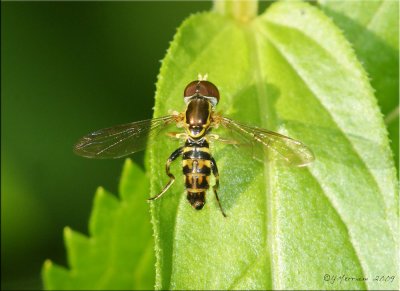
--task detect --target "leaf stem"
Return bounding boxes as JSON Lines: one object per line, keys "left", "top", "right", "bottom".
{"left": 213, "top": 0, "right": 258, "bottom": 22}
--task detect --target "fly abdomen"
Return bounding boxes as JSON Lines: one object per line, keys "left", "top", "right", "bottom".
{"left": 182, "top": 147, "right": 211, "bottom": 160}
{"left": 183, "top": 159, "right": 211, "bottom": 190}
{"left": 187, "top": 191, "right": 206, "bottom": 210}
{"left": 183, "top": 159, "right": 211, "bottom": 175}
{"left": 182, "top": 140, "right": 212, "bottom": 210}
{"left": 184, "top": 162, "right": 211, "bottom": 210}
{"left": 184, "top": 172, "right": 210, "bottom": 190}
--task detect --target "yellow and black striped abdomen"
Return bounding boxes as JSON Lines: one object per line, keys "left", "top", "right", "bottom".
{"left": 182, "top": 146, "right": 211, "bottom": 190}
{"left": 182, "top": 140, "right": 212, "bottom": 210}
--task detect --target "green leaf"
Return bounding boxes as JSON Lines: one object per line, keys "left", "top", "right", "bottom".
{"left": 319, "top": 0, "right": 399, "bottom": 171}
{"left": 148, "top": 2, "right": 398, "bottom": 290}
{"left": 42, "top": 160, "right": 155, "bottom": 290}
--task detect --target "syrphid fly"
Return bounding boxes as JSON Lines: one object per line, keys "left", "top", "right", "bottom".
{"left": 74, "top": 75, "right": 314, "bottom": 217}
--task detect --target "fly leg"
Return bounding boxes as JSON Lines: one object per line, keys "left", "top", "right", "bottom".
{"left": 210, "top": 157, "right": 227, "bottom": 217}
{"left": 148, "top": 147, "right": 183, "bottom": 201}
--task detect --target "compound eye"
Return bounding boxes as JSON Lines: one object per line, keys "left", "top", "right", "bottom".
{"left": 183, "top": 80, "right": 220, "bottom": 103}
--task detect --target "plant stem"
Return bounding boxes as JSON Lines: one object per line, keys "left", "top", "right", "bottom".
{"left": 213, "top": 0, "right": 258, "bottom": 22}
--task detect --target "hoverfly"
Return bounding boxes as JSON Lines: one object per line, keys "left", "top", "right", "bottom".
{"left": 74, "top": 75, "right": 314, "bottom": 217}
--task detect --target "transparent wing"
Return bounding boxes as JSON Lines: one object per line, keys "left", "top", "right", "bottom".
{"left": 74, "top": 115, "right": 179, "bottom": 159}
{"left": 213, "top": 116, "right": 315, "bottom": 167}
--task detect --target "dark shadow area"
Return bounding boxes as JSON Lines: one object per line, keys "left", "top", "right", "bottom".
{"left": 212, "top": 80, "right": 281, "bottom": 211}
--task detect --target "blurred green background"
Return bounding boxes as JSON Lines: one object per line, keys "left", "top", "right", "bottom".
{"left": 1, "top": 2, "right": 211, "bottom": 290}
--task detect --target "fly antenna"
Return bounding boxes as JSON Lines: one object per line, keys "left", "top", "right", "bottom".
{"left": 198, "top": 73, "right": 208, "bottom": 81}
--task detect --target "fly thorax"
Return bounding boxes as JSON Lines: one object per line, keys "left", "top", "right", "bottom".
{"left": 184, "top": 98, "right": 211, "bottom": 139}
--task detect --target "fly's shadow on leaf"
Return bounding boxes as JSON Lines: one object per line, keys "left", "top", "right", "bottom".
{"left": 211, "top": 81, "right": 284, "bottom": 210}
